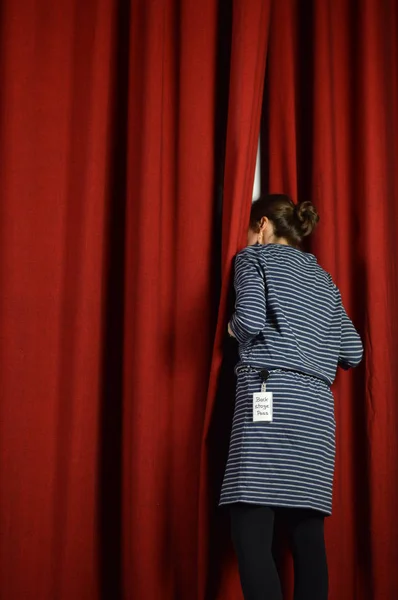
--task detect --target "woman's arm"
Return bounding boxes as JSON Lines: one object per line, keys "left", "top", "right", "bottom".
{"left": 338, "top": 301, "right": 364, "bottom": 369}
{"left": 228, "top": 252, "right": 266, "bottom": 344}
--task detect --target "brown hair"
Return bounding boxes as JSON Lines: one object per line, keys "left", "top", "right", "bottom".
{"left": 249, "top": 194, "right": 319, "bottom": 247}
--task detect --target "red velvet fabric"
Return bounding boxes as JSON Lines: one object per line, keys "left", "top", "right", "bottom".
{"left": 0, "top": 1, "right": 397, "bottom": 599}
{"left": 0, "top": 1, "right": 218, "bottom": 598}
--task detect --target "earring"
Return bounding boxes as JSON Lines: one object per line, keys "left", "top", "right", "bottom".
{"left": 258, "top": 231, "right": 264, "bottom": 244}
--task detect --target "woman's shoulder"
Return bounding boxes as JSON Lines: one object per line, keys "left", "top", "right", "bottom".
{"left": 238, "top": 243, "right": 311, "bottom": 263}
{"left": 236, "top": 245, "right": 260, "bottom": 259}
{"left": 235, "top": 244, "right": 266, "bottom": 268}
{"left": 234, "top": 246, "right": 266, "bottom": 277}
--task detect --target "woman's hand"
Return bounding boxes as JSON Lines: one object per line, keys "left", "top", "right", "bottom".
{"left": 228, "top": 322, "right": 236, "bottom": 338}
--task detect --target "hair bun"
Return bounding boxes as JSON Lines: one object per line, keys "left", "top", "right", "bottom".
{"left": 294, "top": 201, "right": 319, "bottom": 237}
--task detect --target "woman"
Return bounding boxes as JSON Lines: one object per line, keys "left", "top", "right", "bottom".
{"left": 220, "top": 194, "right": 363, "bottom": 600}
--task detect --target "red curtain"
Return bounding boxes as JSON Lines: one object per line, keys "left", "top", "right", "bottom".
{"left": 122, "top": 1, "right": 219, "bottom": 599}
{"left": 1, "top": 1, "right": 398, "bottom": 600}
{"left": 0, "top": 1, "right": 219, "bottom": 598}
{"left": 0, "top": 1, "right": 116, "bottom": 598}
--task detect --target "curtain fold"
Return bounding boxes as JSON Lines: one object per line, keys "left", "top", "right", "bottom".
{"left": 122, "top": 1, "right": 218, "bottom": 598}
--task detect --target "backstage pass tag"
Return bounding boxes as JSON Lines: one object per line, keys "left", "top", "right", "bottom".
{"left": 253, "top": 391, "right": 273, "bottom": 422}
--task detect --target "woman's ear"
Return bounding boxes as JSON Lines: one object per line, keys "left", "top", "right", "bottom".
{"left": 259, "top": 217, "right": 268, "bottom": 232}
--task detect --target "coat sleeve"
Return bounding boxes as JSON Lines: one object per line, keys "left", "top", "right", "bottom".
{"left": 229, "top": 251, "right": 267, "bottom": 345}
{"left": 338, "top": 297, "right": 364, "bottom": 369}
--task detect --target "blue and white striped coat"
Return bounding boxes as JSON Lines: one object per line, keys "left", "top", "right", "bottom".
{"left": 220, "top": 243, "right": 363, "bottom": 514}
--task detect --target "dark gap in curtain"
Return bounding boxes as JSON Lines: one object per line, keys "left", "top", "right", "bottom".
{"left": 260, "top": 1, "right": 315, "bottom": 253}
{"left": 260, "top": 41, "right": 270, "bottom": 195}
{"left": 347, "top": 0, "right": 372, "bottom": 593}
{"left": 295, "top": 0, "right": 315, "bottom": 257}
{"left": 98, "top": 1, "right": 131, "bottom": 598}
{"left": 259, "top": 0, "right": 272, "bottom": 195}
{"left": 295, "top": 0, "right": 315, "bottom": 212}
{"left": 204, "top": 1, "right": 238, "bottom": 598}
{"left": 204, "top": 266, "right": 239, "bottom": 600}
{"left": 296, "top": 0, "right": 315, "bottom": 257}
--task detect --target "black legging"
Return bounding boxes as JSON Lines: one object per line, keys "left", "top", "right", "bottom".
{"left": 230, "top": 503, "right": 328, "bottom": 600}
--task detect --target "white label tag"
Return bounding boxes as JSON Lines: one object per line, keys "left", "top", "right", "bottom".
{"left": 253, "top": 392, "right": 273, "bottom": 422}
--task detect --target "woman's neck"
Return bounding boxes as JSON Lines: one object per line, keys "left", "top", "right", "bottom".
{"left": 267, "top": 236, "right": 290, "bottom": 246}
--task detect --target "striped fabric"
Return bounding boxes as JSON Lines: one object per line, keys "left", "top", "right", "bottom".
{"left": 220, "top": 243, "right": 363, "bottom": 514}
